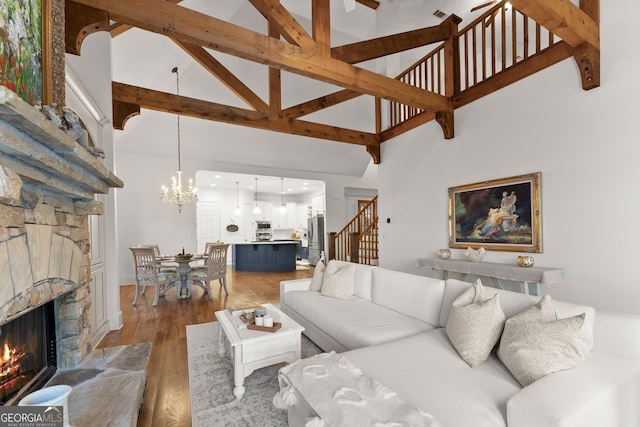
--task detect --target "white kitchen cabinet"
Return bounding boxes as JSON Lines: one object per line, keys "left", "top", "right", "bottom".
{"left": 286, "top": 202, "right": 297, "bottom": 228}
{"left": 253, "top": 201, "right": 273, "bottom": 221}
{"left": 273, "top": 202, "right": 298, "bottom": 228}
{"left": 272, "top": 205, "right": 285, "bottom": 228}
{"left": 296, "top": 205, "right": 310, "bottom": 228}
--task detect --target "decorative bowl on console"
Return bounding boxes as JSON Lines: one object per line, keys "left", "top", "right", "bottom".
{"left": 437, "top": 249, "right": 451, "bottom": 259}
{"left": 465, "top": 247, "right": 486, "bottom": 262}
{"left": 516, "top": 255, "right": 535, "bottom": 268}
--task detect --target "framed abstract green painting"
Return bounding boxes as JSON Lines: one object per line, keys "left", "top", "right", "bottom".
{"left": 0, "top": 0, "right": 52, "bottom": 105}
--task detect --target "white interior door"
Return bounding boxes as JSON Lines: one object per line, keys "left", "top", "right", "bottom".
{"left": 89, "top": 197, "right": 109, "bottom": 347}
{"left": 197, "top": 202, "right": 221, "bottom": 253}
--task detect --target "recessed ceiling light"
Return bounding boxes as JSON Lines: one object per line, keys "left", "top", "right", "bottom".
{"left": 215, "top": 175, "right": 221, "bottom": 179}
{"left": 288, "top": 188, "right": 293, "bottom": 192}
{"left": 210, "top": 183, "right": 216, "bottom": 187}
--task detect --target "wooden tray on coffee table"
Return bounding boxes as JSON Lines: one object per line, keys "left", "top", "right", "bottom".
{"left": 247, "top": 322, "right": 282, "bottom": 332}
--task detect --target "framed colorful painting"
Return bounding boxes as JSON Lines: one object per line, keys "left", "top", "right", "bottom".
{"left": 448, "top": 172, "right": 542, "bottom": 253}
{"left": 0, "top": 0, "right": 52, "bottom": 105}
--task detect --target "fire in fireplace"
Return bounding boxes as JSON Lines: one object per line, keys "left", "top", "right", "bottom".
{"left": 0, "top": 301, "right": 57, "bottom": 405}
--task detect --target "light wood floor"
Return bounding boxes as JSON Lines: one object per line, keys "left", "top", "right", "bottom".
{"left": 96, "top": 265, "right": 314, "bottom": 427}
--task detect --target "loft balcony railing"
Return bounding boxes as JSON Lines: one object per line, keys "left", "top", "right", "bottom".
{"left": 382, "top": 1, "right": 563, "bottom": 130}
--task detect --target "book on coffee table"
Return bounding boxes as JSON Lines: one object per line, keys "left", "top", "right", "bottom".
{"left": 227, "top": 302, "right": 263, "bottom": 316}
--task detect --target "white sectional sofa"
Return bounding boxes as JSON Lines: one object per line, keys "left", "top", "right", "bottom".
{"left": 279, "top": 261, "right": 640, "bottom": 427}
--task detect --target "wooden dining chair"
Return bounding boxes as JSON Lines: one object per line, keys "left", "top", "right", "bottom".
{"left": 143, "top": 244, "right": 162, "bottom": 258}
{"left": 130, "top": 246, "right": 177, "bottom": 306}
{"left": 143, "top": 243, "right": 177, "bottom": 274}
{"left": 188, "top": 243, "right": 230, "bottom": 299}
{"left": 204, "top": 241, "right": 224, "bottom": 253}
{"left": 194, "top": 241, "right": 225, "bottom": 268}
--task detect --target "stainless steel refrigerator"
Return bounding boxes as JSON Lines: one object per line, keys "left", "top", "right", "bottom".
{"left": 307, "top": 216, "right": 324, "bottom": 266}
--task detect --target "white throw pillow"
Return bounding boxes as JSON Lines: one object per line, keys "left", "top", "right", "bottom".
{"left": 445, "top": 279, "right": 506, "bottom": 367}
{"left": 309, "top": 260, "right": 325, "bottom": 291}
{"left": 498, "top": 294, "right": 594, "bottom": 387}
{"left": 320, "top": 260, "right": 355, "bottom": 299}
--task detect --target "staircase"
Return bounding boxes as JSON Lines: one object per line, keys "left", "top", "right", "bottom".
{"left": 328, "top": 196, "right": 378, "bottom": 265}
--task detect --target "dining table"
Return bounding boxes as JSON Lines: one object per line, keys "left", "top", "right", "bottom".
{"left": 157, "top": 254, "right": 205, "bottom": 299}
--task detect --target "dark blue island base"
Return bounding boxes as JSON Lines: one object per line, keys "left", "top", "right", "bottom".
{"left": 232, "top": 241, "right": 298, "bottom": 272}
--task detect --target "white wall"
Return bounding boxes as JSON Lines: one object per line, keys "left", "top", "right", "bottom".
{"left": 377, "top": 0, "right": 640, "bottom": 314}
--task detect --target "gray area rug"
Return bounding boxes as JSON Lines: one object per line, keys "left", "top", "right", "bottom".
{"left": 187, "top": 321, "right": 322, "bottom": 427}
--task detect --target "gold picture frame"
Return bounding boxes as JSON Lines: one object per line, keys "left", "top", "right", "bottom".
{"left": 448, "top": 172, "right": 542, "bottom": 253}
{"left": 0, "top": 0, "right": 52, "bottom": 105}
{"left": 42, "top": 0, "right": 53, "bottom": 105}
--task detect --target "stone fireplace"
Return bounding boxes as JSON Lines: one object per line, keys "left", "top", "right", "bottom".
{"left": 0, "top": 85, "right": 122, "bottom": 403}
{"left": 0, "top": 301, "right": 56, "bottom": 404}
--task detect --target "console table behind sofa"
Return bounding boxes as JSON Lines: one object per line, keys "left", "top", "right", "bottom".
{"left": 416, "top": 258, "right": 564, "bottom": 296}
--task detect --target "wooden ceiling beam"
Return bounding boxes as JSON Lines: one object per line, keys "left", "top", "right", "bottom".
{"left": 249, "top": 0, "right": 316, "bottom": 50}
{"left": 268, "top": 22, "right": 283, "bottom": 114}
{"left": 172, "top": 40, "right": 270, "bottom": 113}
{"left": 109, "top": 0, "right": 183, "bottom": 38}
{"left": 112, "top": 82, "right": 379, "bottom": 148}
{"left": 312, "top": 0, "right": 331, "bottom": 56}
{"left": 109, "top": 23, "right": 131, "bottom": 38}
{"left": 112, "top": 99, "right": 140, "bottom": 130}
{"left": 508, "top": 0, "right": 599, "bottom": 48}
{"left": 357, "top": 0, "right": 379, "bottom": 9}
{"left": 332, "top": 15, "right": 462, "bottom": 64}
{"left": 70, "top": 0, "right": 451, "bottom": 114}
{"left": 65, "top": 1, "right": 110, "bottom": 55}
{"left": 282, "top": 89, "right": 362, "bottom": 119}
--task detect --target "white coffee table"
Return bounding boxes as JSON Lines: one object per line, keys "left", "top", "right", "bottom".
{"left": 215, "top": 303, "right": 305, "bottom": 399}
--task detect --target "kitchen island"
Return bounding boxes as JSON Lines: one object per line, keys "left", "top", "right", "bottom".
{"left": 232, "top": 241, "right": 298, "bottom": 272}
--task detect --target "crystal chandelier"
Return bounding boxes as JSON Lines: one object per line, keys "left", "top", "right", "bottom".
{"left": 161, "top": 67, "right": 197, "bottom": 213}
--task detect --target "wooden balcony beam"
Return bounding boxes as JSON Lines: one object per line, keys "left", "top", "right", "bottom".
{"left": 510, "top": 0, "right": 600, "bottom": 91}
{"left": 508, "top": 0, "right": 599, "bottom": 49}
